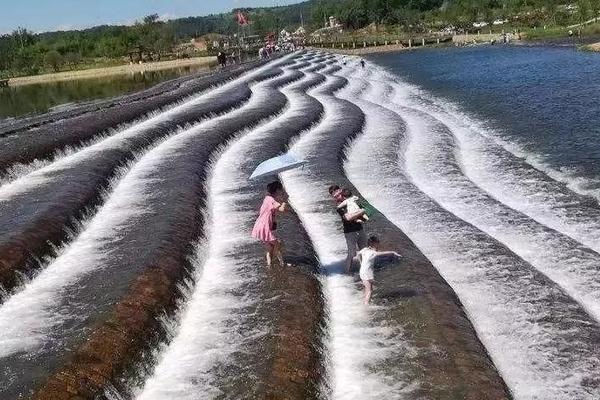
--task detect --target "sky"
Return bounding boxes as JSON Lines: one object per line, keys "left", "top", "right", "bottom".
{"left": 1, "top": 0, "right": 305, "bottom": 34}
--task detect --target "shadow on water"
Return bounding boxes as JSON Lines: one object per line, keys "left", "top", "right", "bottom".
{"left": 0, "top": 65, "right": 214, "bottom": 119}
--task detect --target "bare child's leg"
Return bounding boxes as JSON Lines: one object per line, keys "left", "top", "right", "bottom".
{"left": 344, "top": 233, "right": 357, "bottom": 274}
{"left": 264, "top": 243, "right": 274, "bottom": 268}
{"left": 363, "top": 280, "right": 373, "bottom": 305}
{"left": 274, "top": 240, "right": 285, "bottom": 267}
{"left": 345, "top": 253, "right": 353, "bottom": 274}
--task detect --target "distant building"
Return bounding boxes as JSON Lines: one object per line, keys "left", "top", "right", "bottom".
{"left": 294, "top": 26, "right": 306, "bottom": 36}
{"left": 191, "top": 33, "right": 230, "bottom": 51}
{"left": 329, "top": 16, "right": 338, "bottom": 28}
{"left": 190, "top": 37, "right": 208, "bottom": 51}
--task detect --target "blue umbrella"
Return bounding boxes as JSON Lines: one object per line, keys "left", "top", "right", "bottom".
{"left": 250, "top": 153, "right": 307, "bottom": 180}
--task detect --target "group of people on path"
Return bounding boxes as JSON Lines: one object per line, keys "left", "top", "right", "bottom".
{"left": 251, "top": 181, "right": 400, "bottom": 304}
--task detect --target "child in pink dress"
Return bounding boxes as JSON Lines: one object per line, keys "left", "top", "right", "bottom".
{"left": 252, "top": 181, "right": 288, "bottom": 268}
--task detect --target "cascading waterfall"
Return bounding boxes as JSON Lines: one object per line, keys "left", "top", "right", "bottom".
{"left": 344, "top": 62, "right": 600, "bottom": 399}
{"left": 3, "top": 49, "right": 600, "bottom": 400}
{"left": 0, "top": 53, "right": 300, "bottom": 399}
{"left": 134, "top": 58, "right": 328, "bottom": 400}
{"left": 281, "top": 59, "right": 414, "bottom": 400}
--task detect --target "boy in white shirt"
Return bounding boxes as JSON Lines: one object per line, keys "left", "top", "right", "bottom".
{"left": 355, "top": 235, "right": 401, "bottom": 305}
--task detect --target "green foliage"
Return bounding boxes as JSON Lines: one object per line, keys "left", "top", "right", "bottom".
{"left": 64, "top": 52, "right": 82, "bottom": 70}
{"left": 44, "top": 50, "right": 63, "bottom": 72}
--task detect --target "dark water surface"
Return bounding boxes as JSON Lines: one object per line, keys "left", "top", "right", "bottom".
{"left": 370, "top": 45, "right": 600, "bottom": 185}
{"left": 0, "top": 64, "right": 214, "bottom": 119}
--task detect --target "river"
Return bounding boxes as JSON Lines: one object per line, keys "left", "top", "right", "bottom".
{"left": 0, "top": 64, "right": 216, "bottom": 119}
{"left": 2, "top": 47, "right": 600, "bottom": 399}
{"left": 369, "top": 45, "right": 600, "bottom": 197}
{"left": 352, "top": 45, "right": 600, "bottom": 398}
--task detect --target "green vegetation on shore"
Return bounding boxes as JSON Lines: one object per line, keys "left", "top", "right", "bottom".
{"left": 2, "top": 0, "right": 599, "bottom": 79}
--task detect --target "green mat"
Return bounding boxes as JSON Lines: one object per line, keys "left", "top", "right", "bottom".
{"left": 357, "top": 199, "right": 377, "bottom": 218}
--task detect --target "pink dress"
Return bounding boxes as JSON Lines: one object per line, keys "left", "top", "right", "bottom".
{"left": 252, "top": 195, "right": 280, "bottom": 243}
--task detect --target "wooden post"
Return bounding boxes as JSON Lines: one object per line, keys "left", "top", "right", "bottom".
{"left": 396, "top": 40, "right": 399, "bottom": 45}
{"left": 353, "top": 42, "right": 356, "bottom": 48}
{"left": 437, "top": 38, "right": 440, "bottom": 44}
{"left": 422, "top": 38, "right": 425, "bottom": 46}
{"left": 408, "top": 39, "right": 412, "bottom": 48}
{"left": 363, "top": 41, "right": 366, "bottom": 48}
{"left": 385, "top": 40, "right": 388, "bottom": 45}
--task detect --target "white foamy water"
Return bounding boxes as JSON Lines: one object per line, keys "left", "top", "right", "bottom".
{"left": 358, "top": 64, "right": 600, "bottom": 324}
{"left": 135, "top": 58, "right": 325, "bottom": 399}
{"left": 386, "top": 71, "right": 600, "bottom": 257}
{"left": 0, "top": 55, "right": 292, "bottom": 201}
{"left": 0, "top": 57, "right": 297, "bottom": 358}
{"left": 280, "top": 61, "right": 412, "bottom": 400}
{"left": 344, "top": 83, "right": 600, "bottom": 399}
{"left": 355, "top": 77, "right": 600, "bottom": 328}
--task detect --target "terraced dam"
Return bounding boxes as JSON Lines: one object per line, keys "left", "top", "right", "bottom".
{"left": 0, "top": 50, "right": 598, "bottom": 400}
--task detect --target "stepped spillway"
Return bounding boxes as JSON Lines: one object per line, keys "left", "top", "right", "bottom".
{"left": 2, "top": 51, "right": 598, "bottom": 400}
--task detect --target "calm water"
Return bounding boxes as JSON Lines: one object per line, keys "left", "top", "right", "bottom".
{"left": 0, "top": 65, "right": 215, "bottom": 119}
{"left": 370, "top": 45, "right": 600, "bottom": 187}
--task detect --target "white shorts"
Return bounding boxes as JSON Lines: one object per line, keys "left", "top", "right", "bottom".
{"left": 359, "top": 267, "right": 374, "bottom": 281}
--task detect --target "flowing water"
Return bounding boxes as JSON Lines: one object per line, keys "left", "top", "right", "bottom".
{"left": 0, "top": 64, "right": 217, "bottom": 119}
{"left": 1, "top": 46, "right": 600, "bottom": 400}
{"left": 343, "top": 46, "right": 600, "bottom": 399}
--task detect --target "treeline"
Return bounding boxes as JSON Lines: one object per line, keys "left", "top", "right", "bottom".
{"left": 1, "top": 0, "right": 598, "bottom": 78}
{"left": 172, "top": 2, "right": 312, "bottom": 38}
{"left": 312, "top": 0, "right": 599, "bottom": 31}
{"left": 0, "top": 15, "right": 176, "bottom": 78}
{"left": 0, "top": 2, "right": 311, "bottom": 78}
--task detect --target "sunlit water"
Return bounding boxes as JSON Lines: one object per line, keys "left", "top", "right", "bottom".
{"left": 369, "top": 46, "right": 600, "bottom": 197}
{"left": 0, "top": 64, "right": 217, "bottom": 119}
{"left": 3, "top": 47, "right": 600, "bottom": 399}
{"left": 343, "top": 48, "right": 600, "bottom": 399}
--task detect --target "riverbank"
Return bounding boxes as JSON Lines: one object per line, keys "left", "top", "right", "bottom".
{"left": 310, "top": 43, "right": 411, "bottom": 56}
{"left": 584, "top": 42, "right": 600, "bottom": 51}
{"left": 7, "top": 57, "right": 217, "bottom": 87}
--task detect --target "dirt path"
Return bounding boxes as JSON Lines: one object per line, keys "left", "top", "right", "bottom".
{"left": 8, "top": 57, "right": 217, "bottom": 87}
{"left": 586, "top": 42, "right": 600, "bottom": 51}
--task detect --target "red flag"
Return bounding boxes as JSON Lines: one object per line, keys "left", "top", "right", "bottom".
{"left": 236, "top": 11, "right": 249, "bottom": 26}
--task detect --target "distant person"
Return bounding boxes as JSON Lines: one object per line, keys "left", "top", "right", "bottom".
{"left": 329, "top": 185, "right": 367, "bottom": 273}
{"left": 360, "top": 59, "right": 365, "bottom": 68}
{"left": 252, "top": 181, "right": 289, "bottom": 268}
{"left": 337, "top": 188, "right": 369, "bottom": 223}
{"left": 217, "top": 52, "right": 226, "bottom": 68}
{"left": 260, "top": 47, "right": 269, "bottom": 59}
{"left": 355, "top": 235, "right": 401, "bottom": 304}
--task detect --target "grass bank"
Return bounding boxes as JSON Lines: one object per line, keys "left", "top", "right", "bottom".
{"left": 582, "top": 42, "right": 600, "bottom": 51}
{"left": 524, "top": 21, "right": 600, "bottom": 40}
{"left": 8, "top": 57, "right": 217, "bottom": 87}
{"left": 310, "top": 43, "right": 412, "bottom": 56}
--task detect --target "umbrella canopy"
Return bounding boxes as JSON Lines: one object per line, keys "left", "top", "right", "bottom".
{"left": 250, "top": 153, "right": 306, "bottom": 180}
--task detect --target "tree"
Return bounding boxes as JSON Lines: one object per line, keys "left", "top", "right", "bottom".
{"left": 12, "top": 27, "right": 36, "bottom": 49}
{"left": 576, "top": 0, "right": 592, "bottom": 23}
{"left": 64, "top": 52, "right": 82, "bottom": 69}
{"left": 44, "top": 50, "right": 63, "bottom": 72}
{"left": 13, "top": 46, "right": 42, "bottom": 75}
{"left": 143, "top": 14, "right": 160, "bottom": 25}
